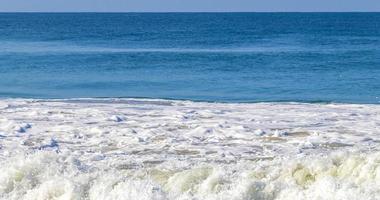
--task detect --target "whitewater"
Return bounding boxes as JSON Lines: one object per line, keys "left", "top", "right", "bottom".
{"left": 0, "top": 98, "right": 380, "bottom": 200}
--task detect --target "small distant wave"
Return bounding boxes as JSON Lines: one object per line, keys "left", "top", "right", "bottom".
{"left": 0, "top": 41, "right": 351, "bottom": 54}
{"left": 1, "top": 95, "right": 378, "bottom": 105}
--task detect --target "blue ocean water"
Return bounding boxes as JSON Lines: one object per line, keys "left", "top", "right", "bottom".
{"left": 0, "top": 13, "right": 379, "bottom": 103}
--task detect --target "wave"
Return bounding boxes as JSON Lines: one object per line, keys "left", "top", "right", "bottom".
{"left": 0, "top": 99, "right": 379, "bottom": 199}
{"left": 1, "top": 151, "right": 380, "bottom": 200}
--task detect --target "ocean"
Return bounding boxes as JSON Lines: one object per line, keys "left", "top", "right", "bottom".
{"left": 0, "top": 13, "right": 379, "bottom": 103}
{"left": 1, "top": 13, "right": 380, "bottom": 200}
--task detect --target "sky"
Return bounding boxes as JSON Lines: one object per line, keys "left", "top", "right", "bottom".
{"left": 0, "top": 0, "right": 380, "bottom": 12}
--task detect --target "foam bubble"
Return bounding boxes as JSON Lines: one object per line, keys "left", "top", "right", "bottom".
{"left": 0, "top": 99, "right": 379, "bottom": 199}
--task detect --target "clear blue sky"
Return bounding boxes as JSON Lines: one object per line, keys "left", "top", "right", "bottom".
{"left": 1, "top": 0, "right": 380, "bottom": 12}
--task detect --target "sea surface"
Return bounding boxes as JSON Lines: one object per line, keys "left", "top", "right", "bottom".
{"left": 1, "top": 13, "right": 380, "bottom": 200}
{"left": 0, "top": 13, "right": 379, "bottom": 103}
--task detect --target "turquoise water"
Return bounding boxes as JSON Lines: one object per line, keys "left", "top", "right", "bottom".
{"left": 0, "top": 13, "right": 379, "bottom": 103}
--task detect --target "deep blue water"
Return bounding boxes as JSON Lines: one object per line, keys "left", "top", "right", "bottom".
{"left": 0, "top": 13, "right": 379, "bottom": 103}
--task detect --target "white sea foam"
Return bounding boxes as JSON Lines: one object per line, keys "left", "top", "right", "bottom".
{"left": 0, "top": 99, "right": 380, "bottom": 200}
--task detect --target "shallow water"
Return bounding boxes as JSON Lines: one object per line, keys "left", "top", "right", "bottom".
{"left": 0, "top": 99, "right": 380, "bottom": 199}
{"left": 0, "top": 13, "right": 380, "bottom": 103}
